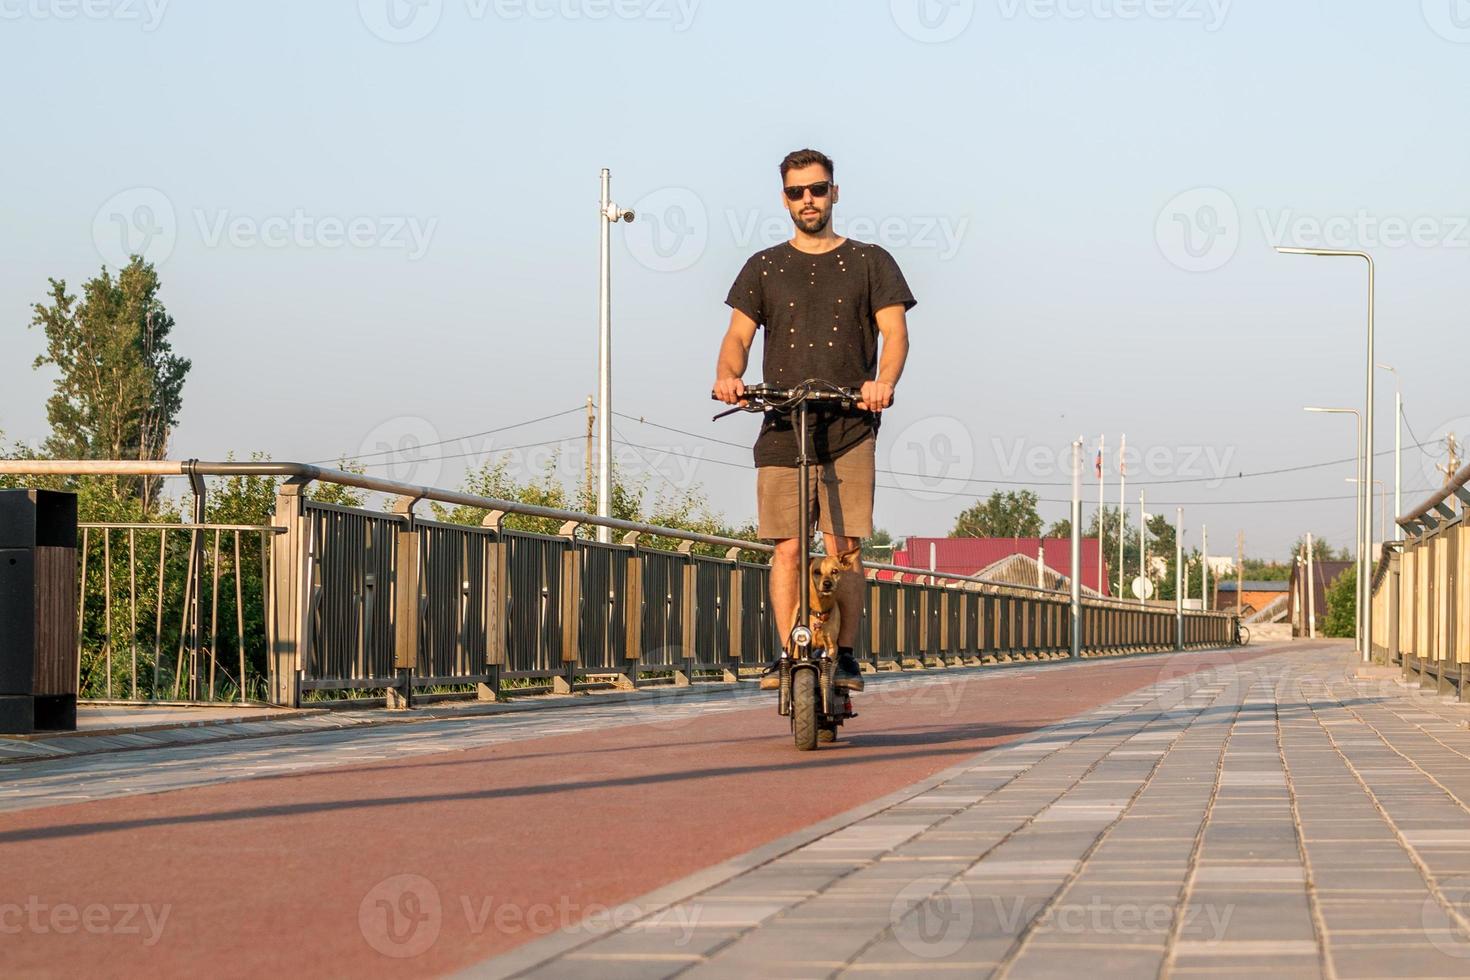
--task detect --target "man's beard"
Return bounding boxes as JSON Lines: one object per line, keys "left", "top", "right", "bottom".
{"left": 792, "top": 206, "right": 831, "bottom": 234}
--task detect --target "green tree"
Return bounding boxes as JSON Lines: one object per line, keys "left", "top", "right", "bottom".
{"left": 1292, "top": 535, "right": 1343, "bottom": 562}
{"left": 29, "top": 257, "right": 190, "bottom": 513}
{"left": 1322, "top": 564, "right": 1356, "bottom": 638}
{"left": 952, "top": 490, "right": 1043, "bottom": 538}
{"left": 862, "top": 527, "right": 895, "bottom": 561}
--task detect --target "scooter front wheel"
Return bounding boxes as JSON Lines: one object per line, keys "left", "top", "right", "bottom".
{"left": 792, "top": 669, "right": 818, "bottom": 751}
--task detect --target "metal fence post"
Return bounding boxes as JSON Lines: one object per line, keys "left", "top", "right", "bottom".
{"left": 389, "top": 496, "right": 421, "bottom": 710}
{"left": 623, "top": 531, "right": 644, "bottom": 687}
{"left": 268, "top": 478, "right": 312, "bottom": 707}
{"left": 479, "top": 510, "right": 507, "bottom": 702}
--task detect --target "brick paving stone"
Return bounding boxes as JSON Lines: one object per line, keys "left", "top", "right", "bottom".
{"left": 360, "top": 646, "right": 1470, "bottom": 976}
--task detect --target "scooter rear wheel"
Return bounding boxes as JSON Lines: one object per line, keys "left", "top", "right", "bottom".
{"left": 792, "top": 669, "right": 818, "bottom": 751}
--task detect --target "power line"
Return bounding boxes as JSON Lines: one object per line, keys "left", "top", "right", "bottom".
{"left": 612, "top": 411, "right": 1434, "bottom": 491}
{"left": 608, "top": 437, "right": 1377, "bottom": 508}
{"left": 311, "top": 406, "right": 584, "bottom": 465}
{"left": 354, "top": 434, "right": 583, "bottom": 470}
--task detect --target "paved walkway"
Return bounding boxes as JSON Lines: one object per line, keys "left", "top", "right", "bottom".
{"left": 479, "top": 644, "right": 1470, "bottom": 979}
{"left": 7, "top": 641, "right": 1470, "bottom": 978}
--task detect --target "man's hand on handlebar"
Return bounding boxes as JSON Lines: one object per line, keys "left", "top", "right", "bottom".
{"left": 857, "top": 380, "right": 895, "bottom": 413}
{"left": 712, "top": 377, "right": 747, "bottom": 406}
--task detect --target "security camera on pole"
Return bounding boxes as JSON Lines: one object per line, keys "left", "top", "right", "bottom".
{"left": 597, "top": 169, "right": 635, "bottom": 544}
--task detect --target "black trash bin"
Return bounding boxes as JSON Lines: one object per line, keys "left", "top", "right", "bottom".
{"left": 0, "top": 489, "right": 79, "bottom": 733}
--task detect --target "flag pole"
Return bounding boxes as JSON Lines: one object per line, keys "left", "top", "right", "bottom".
{"left": 1096, "top": 434, "right": 1105, "bottom": 596}
{"left": 1117, "top": 434, "right": 1127, "bottom": 597}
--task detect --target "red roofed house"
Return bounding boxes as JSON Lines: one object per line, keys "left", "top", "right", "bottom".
{"left": 891, "top": 537, "right": 1113, "bottom": 597}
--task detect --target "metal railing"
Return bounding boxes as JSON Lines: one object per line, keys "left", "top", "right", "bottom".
{"left": 75, "top": 522, "right": 277, "bottom": 703}
{"left": 1380, "top": 460, "right": 1470, "bottom": 696}
{"left": 1, "top": 459, "right": 1235, "bottom": 707}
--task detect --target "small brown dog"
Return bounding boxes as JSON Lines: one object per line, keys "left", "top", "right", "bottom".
{"left": 795, "top": 546, "right": 862, "bottom": 687}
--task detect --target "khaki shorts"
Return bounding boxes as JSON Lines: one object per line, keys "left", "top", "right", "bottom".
{"left": 756, "top": 437, "right": 875, "bottom": 541}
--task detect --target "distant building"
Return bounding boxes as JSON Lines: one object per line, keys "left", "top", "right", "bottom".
{"left": 892, "top": 537, "right": 1112, "bottom": 596}
{"left": 1215, "top": 579, "right": 1290, "bottom": 618}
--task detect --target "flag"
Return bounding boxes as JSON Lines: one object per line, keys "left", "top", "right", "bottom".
{"left": 1094, "top": 448, "right": 1103, "bottom": 479}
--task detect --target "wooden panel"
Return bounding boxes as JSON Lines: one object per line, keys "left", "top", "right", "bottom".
{"left": 32, "top": 546, "right": 77, "bottom": 696}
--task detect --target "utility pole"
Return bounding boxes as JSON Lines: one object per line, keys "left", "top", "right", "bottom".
{"left": 1201, "top": 525, "right": 1209, "bottom": 611}
{"left": 1070, "top": 438, "right": 1082, "bottom": 658}
{"left": 1441, "top": 434, "right": 1463, "bottom": 513}
{"left": 1306, "top": 532, "right": 1317, "bottom": 639}
{"left": 1236, "top": 531, "right": 1244, "bottom": 617}
{"left": 1118, "top": 434, "right": 1127, "bottom": 597}
{"left": 584, "top": 395, "right": 596, "bottom": 502}
{"left": 1138, "top": 488, "right": 1146, "bottom": 605}
{"left": 1097, "top": 434, "right": 1105, "bottom": 596}
{"left": 1175, "top": 507, "right": 1184, "bottom": 650}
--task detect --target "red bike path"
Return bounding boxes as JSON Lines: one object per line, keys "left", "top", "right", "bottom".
{"left": 1, "top": 647, "right": 1272, "bottom": 977}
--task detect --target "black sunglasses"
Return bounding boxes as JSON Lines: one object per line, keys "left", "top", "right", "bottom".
{"left": 783, "top": 180, "right": 832, "bottom": 202}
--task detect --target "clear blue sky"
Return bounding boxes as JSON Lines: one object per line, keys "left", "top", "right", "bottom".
{"left": 3, "top": 1, "right": 1468, "bottom": 560}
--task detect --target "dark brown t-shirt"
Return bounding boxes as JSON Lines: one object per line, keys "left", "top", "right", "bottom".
{"left": 725, "top": 239, "right": 916, "bottom": 467}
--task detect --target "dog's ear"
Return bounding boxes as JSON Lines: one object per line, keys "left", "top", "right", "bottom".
{"left": 838, "top": 546, "right": 862, "bottom": 571}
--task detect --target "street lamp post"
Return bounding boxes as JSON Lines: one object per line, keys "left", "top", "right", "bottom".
{"left": 1281, "top": 246, "right": 1375, "bottom": 665}
{"left": 1305, "top": 406, "right": 1364, "bottom": 657}
{"left": 1377, "top": 363, "right": 1402, "bottom": 542}
{"left": 1346, "top": 478, "right": 1388, "bottom": 548}
{"left": 597, "top": 169, "right": 635, "bottom": 544}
